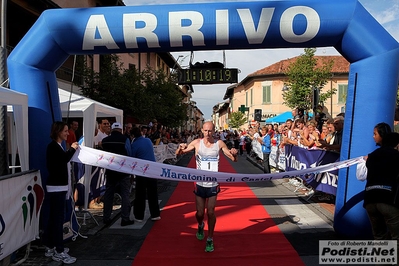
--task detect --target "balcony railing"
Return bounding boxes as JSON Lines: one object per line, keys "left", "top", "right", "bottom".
{"left": 56, "top": 66, "right": 83, "bottom": 85}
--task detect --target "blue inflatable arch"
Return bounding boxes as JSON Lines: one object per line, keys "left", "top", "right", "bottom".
{"left": 7, "top": 0, "right": 399, "bottom": 237}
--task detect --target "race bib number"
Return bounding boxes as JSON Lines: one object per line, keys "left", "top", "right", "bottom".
{"left": 197, "top": 156, "right": 218, "bottom": 171}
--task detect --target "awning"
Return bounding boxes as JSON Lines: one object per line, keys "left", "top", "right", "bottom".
{"left": 58, "top": 89, "right": 123, "bottom": 148}
{"left": 265, "top": 111, "right": 293, "bottom": 124}
{"left": 265, "top": 111, "right": 313, "bottom": 124}
{"left": 2, "top": 86, "right": 29, "bottom": 171}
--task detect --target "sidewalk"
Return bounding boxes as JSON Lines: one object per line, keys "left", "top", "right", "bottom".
{"left": 246, "top": 153, "right": 336, "bottom": 216}
{"left": 11, "top": 153, "right": 338, "bottom": 266}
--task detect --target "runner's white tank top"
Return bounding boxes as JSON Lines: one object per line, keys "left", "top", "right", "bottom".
{"left": 196, "top": 139, "right": 219, "bottom": 187}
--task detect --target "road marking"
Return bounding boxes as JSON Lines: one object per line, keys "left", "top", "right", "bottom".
{"left": 275, "top": 199, "right": 332, "bottom": 229}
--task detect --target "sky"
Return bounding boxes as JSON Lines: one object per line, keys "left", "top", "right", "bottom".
{"left": 123, "top": 0, "right": 399, "bottom": 120}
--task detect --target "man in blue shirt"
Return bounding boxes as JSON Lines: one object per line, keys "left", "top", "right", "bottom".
{"left": 260, "top": 126, "right": 271, "bottom": 173}
{"left": 130, "top": 127, "right": 161, "bottom": 222}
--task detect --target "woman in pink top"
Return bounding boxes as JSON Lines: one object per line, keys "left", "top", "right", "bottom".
{"left": 300, "top": 120, "right": 320, "bottom": 149}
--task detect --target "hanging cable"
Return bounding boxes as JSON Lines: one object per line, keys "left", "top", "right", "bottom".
{"left": 223, "top": 50, "right": 226, "bottom": 67}
{"left": 66, "top": 55, "right": 77, "bottom": 124}
{"left": 189, "top": 51, "right": 194, "bottom": 68}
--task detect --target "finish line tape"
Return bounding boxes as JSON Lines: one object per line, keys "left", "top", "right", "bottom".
{"left": 72, "top": 146, "right": 363, "bottom": 183}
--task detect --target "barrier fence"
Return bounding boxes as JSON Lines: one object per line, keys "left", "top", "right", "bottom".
{"left": 0, "top": 170, "right": 43, "bottom": 260}
{"left": 269, "top": 145, "right": 340, "bottom": 195}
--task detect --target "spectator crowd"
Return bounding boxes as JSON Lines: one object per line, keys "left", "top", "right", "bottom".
{"left": 229, "top": 107, "right": 346, "bottom": 202}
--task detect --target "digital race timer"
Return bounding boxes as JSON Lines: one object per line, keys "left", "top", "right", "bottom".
{"left": 177, "top": 68, "right": 238, "bottom": 85}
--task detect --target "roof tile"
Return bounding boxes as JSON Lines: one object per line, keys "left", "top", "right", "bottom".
{"left": 249, "top": 55, "right": 349, "bottom": 76}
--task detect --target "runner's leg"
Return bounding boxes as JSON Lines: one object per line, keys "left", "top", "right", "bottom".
{"left": 195, "top": 195, "right": 206, "bottom": 225}
{"left": 206, "top": 195, "right": 217, "bottom": 238}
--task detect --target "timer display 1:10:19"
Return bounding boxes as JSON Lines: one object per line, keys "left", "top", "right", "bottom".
{"left": 178, "top": 68, "right": 238, "bottom": 84}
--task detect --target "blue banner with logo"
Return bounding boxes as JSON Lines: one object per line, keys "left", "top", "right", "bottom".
{"left": 285, "top": 145, "right": 340, "bottom": 195}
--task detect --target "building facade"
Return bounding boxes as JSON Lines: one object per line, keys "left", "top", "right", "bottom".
{"left": 217, "top": 55, "right": 350, "bottom": 129}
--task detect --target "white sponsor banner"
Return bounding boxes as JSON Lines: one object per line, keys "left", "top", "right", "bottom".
{"left": 0, "top": 170, "right": 43, "bottom": 260}
{"left": 153, "top": 145, "right": 168, "bottom": 163}
{"left": 251, "top": 139, "right": 263, "bottom": 160}
{"left": 270, "top": 146, "right": 286, "bottom": 171}
{"left": 319, "top": 240, "right": 397, "bottom": 264}
{"left": 152, "top": 143, "right": 179, "bottom": 162}
{"left": 71, "top": 146, "right": 363, "bottom": 183}
{"left": 166, "top": 143, "right": 179, "bottom": 160}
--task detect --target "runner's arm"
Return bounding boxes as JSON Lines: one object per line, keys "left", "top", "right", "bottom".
{"left": 175, "top": 139, "right": 198, "bottom": 155}
{"left": 219, "top": 140, "right": 238, "bottom": 162}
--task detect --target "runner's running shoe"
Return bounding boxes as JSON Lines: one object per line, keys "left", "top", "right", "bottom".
{"left": 205, "top": 239, "right": 214, "bottom": 252}
{"left": 196, "top": 222, "right": 204, "bottom": 240}
{"left": 45, "top": 247, "right": 69, "bottom": 257}
{"left": 52, "top": 251, "right": 76, "bottom": 264}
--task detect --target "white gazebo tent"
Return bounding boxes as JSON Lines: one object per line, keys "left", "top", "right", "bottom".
{"left": 2, "top": 86, "right": 29, "bottom": 172}
{"left": 58, "top": 89, "right": 123, "bottom": 213}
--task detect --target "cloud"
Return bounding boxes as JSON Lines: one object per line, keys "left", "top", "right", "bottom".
{"left": 384, "top": 22, "right": 399, "bottom": 41}
{"left": 376, "top": 4, "right": 399, "bottom": 25}
{"left": 359, "top": 0, "right": 399, "bottom": 38}
{"left": 366, "top": 3, "right": 399, "bottom": 25}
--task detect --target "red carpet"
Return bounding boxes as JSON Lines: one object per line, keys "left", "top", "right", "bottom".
{"left": 133, "top": 154, "right": 304, "bottom": 266}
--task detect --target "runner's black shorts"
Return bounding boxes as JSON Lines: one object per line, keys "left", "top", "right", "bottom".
{"left": 193, "top": 184, "right": 220, "bottom": 198}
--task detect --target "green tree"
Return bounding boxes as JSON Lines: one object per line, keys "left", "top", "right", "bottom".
{"left": 78, "top": 54, "right": 139, "bottom": 115}
{"left": 77, "top": 54, "right": 187, "bottom": 127}
{"left": 139, "top": 68, "right": 187, "bottom": 127}
{"left": 282, "top": 48, "right": 335, "bottom": 112}
{"left": 229, "top": 111, "right": 247, "bottom": 128}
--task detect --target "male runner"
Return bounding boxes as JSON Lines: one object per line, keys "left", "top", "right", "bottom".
{"left": 176, "top": 121, "right": 238, "bottom": 252}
